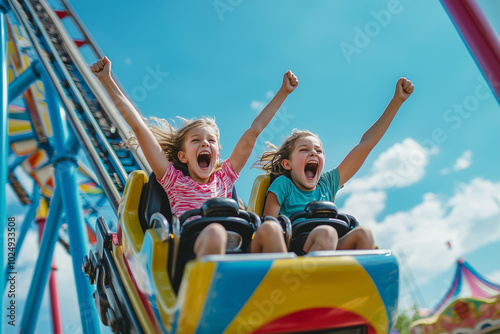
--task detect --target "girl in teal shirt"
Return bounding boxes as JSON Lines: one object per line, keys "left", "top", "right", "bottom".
{"left": 252, "top": 78, "right": 414, "bottom": 254}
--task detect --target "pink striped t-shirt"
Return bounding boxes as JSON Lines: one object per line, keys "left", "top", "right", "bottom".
{"left": 156, "top": 159, "right": 239, "bottom": 217}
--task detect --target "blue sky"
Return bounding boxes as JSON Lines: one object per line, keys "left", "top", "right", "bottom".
{"left": 4, "top": 0, "right": 500, "bottom": 332}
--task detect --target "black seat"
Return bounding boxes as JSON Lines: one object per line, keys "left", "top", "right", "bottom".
{"left": 172, "top": 197, "right": 259, "bottom": 292}
{"left": 136, "top": 173, "right": 254, "bottom": 293}
{"left": 259, "top": 175, "right": 360, "bottom": 255}
{"left": 288, "top": 201, "right": 358, "bottom": 255}
{"left": 137, "top": 173, "right": 178, "bottom": 276}
{"left": 137, "top": 172, "right": 240, "bottom": 232}
{"left": 138, "top": 173, "right": 174, "bottom": 232}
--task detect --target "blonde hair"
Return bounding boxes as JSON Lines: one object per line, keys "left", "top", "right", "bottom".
{"left": 124, "top": 116, "right": 222, "bottom": 176}
{"left": 254, "top": 129, "right": 321, "bottom": 178}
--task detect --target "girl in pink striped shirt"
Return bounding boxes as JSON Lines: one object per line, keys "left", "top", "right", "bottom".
{"left": 91, "top": 57, "right": 298, "bottom": 257}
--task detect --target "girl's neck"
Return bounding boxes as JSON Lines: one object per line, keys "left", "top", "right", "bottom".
{"left": 189, "top": 173, "right": 211, "bottom": 184}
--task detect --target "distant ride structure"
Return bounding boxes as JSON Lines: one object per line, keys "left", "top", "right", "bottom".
{"left": 411, "top": 259, "right": 500, "bottom": 334}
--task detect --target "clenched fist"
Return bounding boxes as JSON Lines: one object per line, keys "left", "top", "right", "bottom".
{"left": 394, "top": 77, "right": 414, "bottom": 101}
{"left": 282, "top": 70, "right": 299, "bottom": 93}
{"left": 90, "top": 56, "right": 111, "bottom": 80}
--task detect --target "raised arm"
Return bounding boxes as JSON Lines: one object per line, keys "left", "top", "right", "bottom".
{"left": 91, "top": 57, "right": 170, "bottom": 178}
{"left": 337, "top": 77, "right": 414, "bottom": 187}
{"left": 229, "top": 71, "right": 299, "bottom": 173}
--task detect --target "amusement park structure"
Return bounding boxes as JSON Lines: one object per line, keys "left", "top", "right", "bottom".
{"left": 1, "top": 0, "right": 147, "bottom": 332}
{"left": 0, "top": 0, "right": 499, "bottom": 333}
{"left": 408, "top": 2, "right": 500, "bottom": 331}
{"left": 411, "top": 258, "right": 500, "bottom": 334}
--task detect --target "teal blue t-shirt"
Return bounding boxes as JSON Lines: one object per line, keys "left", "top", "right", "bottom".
{"left": 268, "top": 168, "right": 341, "bottom": 218}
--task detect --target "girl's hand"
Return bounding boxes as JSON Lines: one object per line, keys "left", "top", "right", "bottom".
{"left": 394, "top": 77, "right": 414, "bottom": 101}
{"left": 91, "top": 56, "right": 111, "bottom": 79}
{"left": 281, "top": 70, "right": 299, "bottom": 93}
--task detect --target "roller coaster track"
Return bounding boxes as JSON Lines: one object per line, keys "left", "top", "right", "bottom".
{"left": 7, "top": 0, "right": 150, "bottom": 212}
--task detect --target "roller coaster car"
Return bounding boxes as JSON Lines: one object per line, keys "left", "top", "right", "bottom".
{"left": 84, "top": 171, "right": 400, "bottom": 334}
{"left": 248, "top": 174, "right": 360, "bottom": 254}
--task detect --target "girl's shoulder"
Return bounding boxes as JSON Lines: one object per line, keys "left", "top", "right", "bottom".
{"left": 212, "top": 159, "right": 239, "bottom": 183}
{"left": 268, "top": 174, "right": 293, "bottom": 191}
{"left": 157, "top": 162, "right": 190, "bottom": 188}
{"left": 273, "top": 174, "right": 290, "bottom": 182}
{"left": 319, "top": 168, "right": 340, "bottom": 182}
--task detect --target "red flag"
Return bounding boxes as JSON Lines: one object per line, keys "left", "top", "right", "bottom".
{"left": 74, "top": 39, "right": 87, "bottom": 48}
{"left": 54, "top": 10, "right": 68, "bottom": 19}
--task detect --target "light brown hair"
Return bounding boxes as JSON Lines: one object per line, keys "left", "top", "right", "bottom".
{"left": 124, "top": 116, "right": 222, "bottom": 176}
{"left": 254, "top": 129, "right": 321, "bottom": 178}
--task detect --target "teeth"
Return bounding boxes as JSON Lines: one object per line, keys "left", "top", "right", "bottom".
{"left": 307, "top": 161, "right": 318, "bottom": 164}
{"left": 199, "top": 152, "right": 210, "bottom": 155}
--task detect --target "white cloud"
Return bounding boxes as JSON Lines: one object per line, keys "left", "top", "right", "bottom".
{"left": 440, "top": 168, "right": 450, "bottom": 175}
{"left": 335, "top": 140, "right": 499, "bottom": 310}
{"left": 341, "top": 190, "right": 386, "bottom": 224}
{"left": 439, "top": 150, "right": 473, "bottom": 175}
{"left": 453, "top": 150, "right": 472, "bottom": 171}
{"left": 340, "top": 178, "right": 500, "bottom": 288}
{"left": 250, "top": 91, "right": 275, "bottom": 112}
{"left": 343, "top": 138, "right": 436, "bottom": 193}
{"left": 487, "top": 269, "right": 500, "bottom": 284}
{"left": 250, "top": 100, "right": 265, "bottom": 112}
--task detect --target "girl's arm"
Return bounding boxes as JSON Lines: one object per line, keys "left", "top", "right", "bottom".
{"left": 262, "top": 192, "right": 281, "bottom": 217}
{"left": 91, "top": 57, "right": 170, "bottom": 178}
{"left": 229, "top": 71, "right": 299, "bottom": 174}
{"left": 337, "top": 77, "right": 414, "bottom": 187}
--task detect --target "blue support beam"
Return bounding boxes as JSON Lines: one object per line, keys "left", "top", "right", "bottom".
{"left": 2, "top": 26, "right": 41, "bottom": 309}
{"left": 18, "top": 133, "right": 83, "bottom": 333}
{"left": 8, "top": 132, "right": 35, "bottom": 143}
{"left": 8, "top": 60, "right": 43, "bottom": 103}
{"left": 19, "top": 70, "right": 100, "bottom": 334}
{"left": 0, "top": 8, "right": 9, "bottom": 334}
{"left": 18, "top": 187, "right": 63, "bottom": 333}
{"left": 3, "top": 185, "right": 40, "bottom": 292}
{"left": 42, "top": 73, "right": 101, "bottom": 333}
{"left": 7, "top": 156, "right": 24, "bottom": 171}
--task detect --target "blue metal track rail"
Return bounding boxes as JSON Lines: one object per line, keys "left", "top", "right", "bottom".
{"left": 8, "top": 0, "right": 150, "bottom": 212}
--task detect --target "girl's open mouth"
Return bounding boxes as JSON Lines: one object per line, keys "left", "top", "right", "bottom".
{"left": 197, "top": 151, "right": 211, "bottom": 169}
{"left": 304, "top": 161, "right": 318, "bottom": 180}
